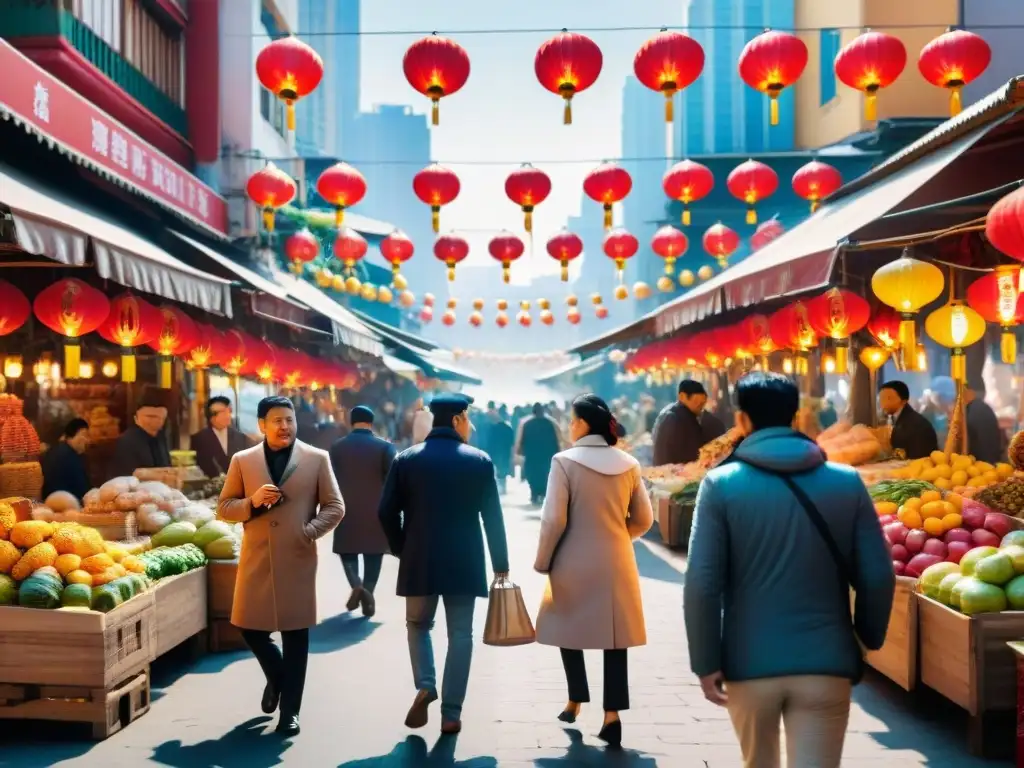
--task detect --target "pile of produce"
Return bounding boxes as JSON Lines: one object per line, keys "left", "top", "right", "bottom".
{"left": 978, "top": 478, "right": 1024, "bottom": 518}
{"left": 137, "top": 543, "right": 207, "bottom": 580}
{"left": 869, "top": 479, "right": 941, "bottom": 507}
{"left": 888, "top": 451, "right": 1014, "bottom": 492}
{"left": 817, "top": 423, "right": 882, "bottom": 466}
{"left": 645, "top": 428, "right": 745, "bottom": 498}
{"left": 184, "top": 474, "right": 226, "bottom": 501}
{"left": 696, "top": 427, "right": 744, "bottom": 470}
{"left": 918, "top": 530, "right": 1024, "bottom": 615}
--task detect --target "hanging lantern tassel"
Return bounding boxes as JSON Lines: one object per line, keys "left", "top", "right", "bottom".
{"left": 447, "top": 260, "right": 456, "bottom": 282}
{"left": 563, "top": 93, "right": 573, "bottom": 125}
{"left": 603, "top": 203, "right": 613, "bottom": 230}
{"left": 681, "top": 205, "right": 691, "bottom": 227}
{"left": 615, "top": 259, "right": 625, "bottom": 283}
{"left": 810, "top": 199, "right": 820, "bottom": 213}
{"left": 795, "top": 351, "right": 809, "bottom": 378}
{"left": 159, "top": 355, "right": 172, "bottom": 389}
{"left": 560, "top": 260, "right": 569, "bottom": 282}
{"left": 898, "top": 313, "right": 917, "bottom": 360}
{"left": 523, "top": 206, "right": 534, "bottom": 233}
{"left": 664, "top": 258, "right": 676, "bottom": 276}
{"left": 949, "top": 84, "right": 963, "bottom": 117}
{"left": 502, "top": 262, "right": 511, "bottom": 284}
{"left": 769, "top": 92, "right": 780, "bottom": 126}
{"left": 834, "top": 341, "right": 849, "bottom": 375}
{"left": 334, "top": 208, "right": 345, "bottom": 228}
{"left": 64, "top": 338, "right": 81, "bottom": 379}
{"left": 664, "top": 89, "right": 675, "bottom": 123}
{"left": 431, "top": 97, "right": 440, "bottom": 127}
{"left": 286, "top": 101, "right": 296, "bottom": 132}
{"left": 120, "top": 347, "right": 137, "bottom": 383}
{"left": 746, "top": 206, "right": 757, "bottom": 225}
{"left": 951, "top": 348, "right": 967, "bottom": 382}
{"left": 431, "top": 206, "right": 440, "bottom": 233}
{"left": 760, "top": 355, "right": 770, "bottom": 372}
{"left": 262, "top": 208, "right": 275, "bottom": 232}
{"left": 864, "top": 86, "right": 878, "bottom": 122}
{"left": 1001, "top": 327, "right": 1017, "bottom": 365}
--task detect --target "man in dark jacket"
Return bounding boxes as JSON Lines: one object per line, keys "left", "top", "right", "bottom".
{"left": 330, "top": 406, "right": 396, "bottom": 618}
{"left": 190, "top": 396, "right": 252, "bottom": 478}
{"left": 966, "top": 385, "right": 1004, "bottom": 464}
{"left": 685, "top": 373, "right": 894, "bottom": 766}
{"left": 378, "top": 393, "right": 509, "bottom": 735}
{"left": 108, "top": 401, "right": 171, "bottom": 480}
{"left": 652, "top": 380, "right": 725, "bottom": 466}
{"left": 879, "top": 380, "right": 938, "bottom": 460}
{"left": 488, "top": 405, "right": 515, "bottom": 494}
{"left": 515, "top": 403, "right": 563, "bottom": 504}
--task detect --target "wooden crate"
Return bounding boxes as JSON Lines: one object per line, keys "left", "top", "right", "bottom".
{"left": 859, "top": 576, "right": 919, "bottom": 691}
{"left": 0, "top": 666, "right": 150, "bottom": 739}
{"left": 208, "top": 618, "right": 247, "bottom": 653}
{"left": 207, "top": 559, "right": 239, "bottom": 621}
{"left": 654, "top": 495, "right": 693, "bottom": 547}
{"left": 152, "top": 567, "right": 208, "bottom": 658}
{"left": 0, "top": 592, "right": 155, "bottom": 688}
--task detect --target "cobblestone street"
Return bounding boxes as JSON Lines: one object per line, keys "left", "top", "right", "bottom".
{"left": 0, "top": 482, "right": 1009, "bottom": 766}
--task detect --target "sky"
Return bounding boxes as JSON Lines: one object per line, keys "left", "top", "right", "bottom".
{"left": 357, "top": 0, "right": 685, "bottom": 281}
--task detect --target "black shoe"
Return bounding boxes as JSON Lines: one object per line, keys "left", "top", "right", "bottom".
{"left": 275, "top": 714, "right": 300, "bottom": 736}
{"left": 598, "top": 719, "right": 621, "bottom": 749}
{"left": 360, "top": 589, "right": 376, "bottom": 618}
{"left": 557, "top": 708, "right": 577, "bottom": 724}
{"left": 346, "top": 587, "right": 364, "bottom": 611}
{"left": 261, "top": 683, "right": 280, "bottom": 714}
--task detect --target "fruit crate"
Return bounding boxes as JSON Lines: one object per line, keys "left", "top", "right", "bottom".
{"left": 855, "top": 575, "right": 918, "bottom": 691}
{"left": 208, "top": 618, "right": 247, "bottom": 653}
{"left": 654, "top": 494, "right": 692, "bottom": 548}
{"left": 206, "top": 558, "right": 238, "bottom": 621}
{"left": 917, "top": 595, "right": 1024, "bottom": 755}
{"left": 152, "top": 567, "right": 208, "bottom": 659}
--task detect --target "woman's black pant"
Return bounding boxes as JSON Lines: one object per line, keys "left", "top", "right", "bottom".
{"left": 560, "top": 648, "right": 629, "bottom": 711}
{"left": 241, "top": 628, "right": 309, "bottom": 716}
{"left": 340, "top": 553, "right": 383, "bottom": 593}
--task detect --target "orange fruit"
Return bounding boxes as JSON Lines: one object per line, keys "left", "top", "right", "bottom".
{"left": 941, "top": 513, "right": 963, "bottom": 532}
{"left": 945, "top": 493, "right": 963, "bottom": 511}
{"left": 920, "top": 501, "right": 946, "bottom": 519}
{"left": 919, "top": 491, "right": 942, "bottom": 503}
{"left": 898, "top": 508, "right": 924, "bottom": 530}
{"left": 923, "top": 517, "right": 945, "bottom": 537}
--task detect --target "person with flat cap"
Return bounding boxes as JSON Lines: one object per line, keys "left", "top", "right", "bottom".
{"left": 879, "top": 380, "right": 938, "bottom": 460}
{"left": 329, "top": 405, "right": 397, "bottom": 618}
{"left": 378, "top": 393, "right": 510, "bottom": 735}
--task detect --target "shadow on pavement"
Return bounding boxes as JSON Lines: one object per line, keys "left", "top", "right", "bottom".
{"left": 534, "top": 728, "right": 662, "bottom": 766}
{"left": 337, "top": 734, "right": 497, "bottom": 766}
{"left": 150, "top": 716, "right": 292, "bottom": 767}
{"left": 632, "top": 542, "right": 683, "bottom": 586}
{"left": 311, "top": 612, "right": 381, "bottom": 654}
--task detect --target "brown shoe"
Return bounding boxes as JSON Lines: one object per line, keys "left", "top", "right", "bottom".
{"left": 346, "top": 587, "right": 364, "bottom": 612}
{"left": 441, "top": 720, "right": 462, "bottom": 734}
{"left": 404, "top": 688, "right": 437, "bottom": 729}
{"left": 360, "top": 589, "right": 376, "bottom": 618}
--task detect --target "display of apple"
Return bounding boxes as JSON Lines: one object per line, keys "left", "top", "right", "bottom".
{"left": 906, "top": 553, "right": 944, "bottom": 578}
{"left": 884, "top": 522, "right": 909, "bottom": 546}
{"left": 891, "top": 544, "right": 909, "bottom": 562}
{"left": 922, "top": 538, "right": 948, "bottom": 559}
{"left": 984, "top": 513, "right": 1012, "bottom": 540}
{"left": 947, "top": 540, "right": 972, "bottom": 564}
{"left": 878, "top": 514, "right": 897, "bottom": 527}
{"left": 944, "top": 528, "right": 973, "bottom": 545}
{"left": 972, "top": 529, "right": 1002, "bottom": 548}
{"left": 893, "top": 561, "right": 907, "bottom": 576}
{"left": 905, "top": 529, "right": 929, "bottom": 554}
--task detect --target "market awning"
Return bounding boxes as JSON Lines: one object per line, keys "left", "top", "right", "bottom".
{"left": 0, "top": 163, "right": 233, "bottom": 316}
{"left": 404, "top": 350, "right": 482, "bottom": 386}
{"left": 273, "top": 272, "right": 385, "bottom": 357}
{"left": 382, "top": 353, "right": 421, "bottom": 381}
{"left": 170, "top": 231, "right": 290, "bottom": 299}
{"left": 347, "top": 307, "right": 439, "bottom": 352}
{"left": 534, "top": 354, "right": 605, "bottom": 384}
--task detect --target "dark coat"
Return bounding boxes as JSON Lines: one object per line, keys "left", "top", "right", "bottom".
{"left": 190, "top": 427, "right": 252, "bottom": 478}
{"left": 652, "top": 402, "right": 722, "bottom": 466}
{"left": 330, "top": 428, "right": 396, "bottom": 555}
{"left": 378, "top": 427, "right": 510, "bottom": 598}
{"left": 488, "top": 420, "right": 515, "bottom": 478}
{"left": 890, "top": 405, "right": 939, "bottom": 460}
{"left": 41, "top": 442, "right": 89, "bottom": 502}
{"left": 517, "top": 415, "right": 562, "bottom": 490}
{"left": 108, "top": 425, "right": 171, "bottom": 480}
{"left": 967, "top": 399, "right": 1004, "bottom": 464}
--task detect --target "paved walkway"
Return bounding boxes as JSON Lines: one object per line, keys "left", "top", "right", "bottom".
{"left": 0, "top": 482, "right": 1009, "bottom": 766}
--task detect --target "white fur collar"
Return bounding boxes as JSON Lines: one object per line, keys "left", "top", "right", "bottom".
{"left": 559, "top": 435, "right": 639, "bottom": 476}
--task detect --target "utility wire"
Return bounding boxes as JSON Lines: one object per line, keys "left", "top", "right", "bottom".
{"left": 223, "top": 153, "right": 814, "bottom": 167}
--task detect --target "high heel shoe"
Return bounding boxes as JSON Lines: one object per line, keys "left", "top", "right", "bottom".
{"left": 557, "top": 708, "right": 577, "bottom": 724}
{"left": 598, "top": 718, "right": 622, "bottom": 748}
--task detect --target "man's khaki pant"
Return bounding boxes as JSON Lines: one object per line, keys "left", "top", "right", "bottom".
{"left": 726, "top": 675, "right": 851, "bottom": 768}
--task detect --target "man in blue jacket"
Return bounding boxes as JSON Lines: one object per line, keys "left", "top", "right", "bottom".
{"left": 378, "top": 393, "right": 510, "bottom": 735}
{"left": 684, "top": 372, "right": 894, "bottom": 768}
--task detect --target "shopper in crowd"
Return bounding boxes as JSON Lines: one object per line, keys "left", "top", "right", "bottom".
{"left": 487, "top": 405, "right": 515, "bottom": 494}
{"left": 190, "top": 396, "right": 252, "bottom": 479}
{"left": 879, "top": 380, "right": 939, "bottom": 460}
{"left": 411, "top": 397, "right": 433, "bottom": 444}
{"left": 218, "top": 396, "right": 345, "bottom": 737}
{"left": 652, "top": 380, "right": 724, "bottom": 466}
{"left": 533, "top": 394, "right": 653, "bottom": 748}
{"left": 378, "top": 393, "right": 509, "bottom": 735}
{"left": 108, "top": 397, "right": 171, "bottom": 479}
{"left": 515, "top": 402, "right": 564, "bottom": 505}
{"left": 41, "top": 418, "right": 91, "bottom": 502}
{"left": 329, "top": 405, "right": 396, "bottom": 619}
{"left": 965, "top": 383, "right": 1004, "bottom": 463}
{"left": 684, "top": 372, "right": 894, "bottom": 768}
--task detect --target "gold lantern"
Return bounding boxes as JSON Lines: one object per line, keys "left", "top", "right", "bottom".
{"left": 679, "top": 270, "right": 695, "bottom": 287}
{"left": 924, "top": 300, "right": 987, "bottom": 382}
{"left": 870, "top": 253, "right": 945, "bottom": 364}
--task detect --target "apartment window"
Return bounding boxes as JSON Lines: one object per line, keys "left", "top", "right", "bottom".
{"left": 260, "top": 88, "right": 287, "bottom": 139}
{"left": 819, "top": 29, "right": 841, "bottom": 106}
{"left": 122, "top": 0, "right": 185, "bottom": 106}
{"left": 63, "top": 0, "right": 122, "bottom": 50}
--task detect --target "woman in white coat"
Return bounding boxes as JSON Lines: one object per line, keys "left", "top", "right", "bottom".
{"left": 533, "top": 393, "right": 654, "bottom": 748}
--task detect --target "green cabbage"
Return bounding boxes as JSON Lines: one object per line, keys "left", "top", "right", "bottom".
{"left": 204, "top": 535, "right": 240, "bottom": 560}
{"left": 151, "top": 521, "right": 197, "bottom": 548}
{"left": 193, "top": 520, "right": 234, "bottom": 549}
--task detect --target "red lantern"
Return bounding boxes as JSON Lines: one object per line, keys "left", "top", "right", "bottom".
{"left": 0, "top": 281, "right": 30, "bottom": 336}
{"left": 495, "top": 312, "right": 509, "bottom": 328}
{"left": 540, "top": 310, "right": 555, "bottom": 326}
{"left": 333, "top": 227, "right": 368, "bottom": 271}
{"left": 834, "top": 31, "right": 907, "bottom": 122}
{"left": 738, "top": 30, "right": 808, "bottom": 126}
{"left": 413, "top": 164, "right": 460, "bottom": 233}
{"left": 727, "top": 159, "right": 778, "bottom": 225}
{"left": 469, "top": 312, "right": 483, "bottom": 328}
{"left": 255, "top": 36, "right": 323, "bottom": 132}
{"left": 985, "top": 185, "right": 1024, "bottom": 262}
{"left": 33, "top": 278, "right": 110, "bottom": 379}
{"left": 651, "top": 226, "right": 688, "bottom": 275}
{"left": 663, "top": 160, "right": 714, "bottom": 226}
{"left": 567, "top": 308, "right": 581, "bottom": 325}
{"left": 504, "top": 164, "right": 551, "bottom": 233}
{"left": 918, "top": 29, "right": 991, "bottom": 117}
{"left": 442, "top": 311, "right": 456, "bottom": 327}
{"left": 380, "top": 230, "right": 415, "bottom": 282}
{"left": 403, "top": 33, "right": 470, "bottom": 126}
{"left": 534, "top": 30, "right": 603, "bottom": 125}
{"left": 966, "top": 267, "right": 1024, "bottom": 363}
{"left": 595, "top": 305, "right": 609, "bottom": 320}
{"left": 218, "top": 330, "right": 248, "bottom": 377}
{"left": 241, "top": 337, "right": 277, "bottom": 382}
{"left": 867, "top": 305, "right": 901, "bottom": 351}
{"left": 770, "top": 302, "right": 818, "bottom": 375}
{"left": 751, "top": 219, "right": 785, "bottom": 252}
{"left": 316, "top": 162, "right": 367, "bottom": 228}
{"left": 742, "top": 314, "right": 778, "bottom": 367}
{"left": 702, "top": 223, "right": 740, "bottom": 268}
{"left": 98, "top": 293, "right": 163, "bottom": 383}
{"left": 806, "top": 288, "right": 871, "bottom": 374}
{"left": 434, "top": 234, "right": 470, "bottom": 282}
{"left": 284, "top": 229, "right": 320, "bottom": 274}
{"left": 488, "top": 231, "right": 525, "bottom": 284}
{"left": 633, "top": 29, "right": 704, "bottom": 122}
{"left": 145, "top": 306, "right": 198, "bottom": 388}
{"left": 583, "top": 163, "right": 632, "bottom": 230}
{"left": 792, "top": 160, "right": 843, "bottom": 213}
{"left": 546, "top": 230, "right": 583, "bottom": 282}
{"left": 602, "top": 228, "right": 639, "bottom": 279}
{"left": 517, "top": 311, "right": 532, "bottom": 328}
{"left": 420, "top": 307, "right": 434, "bottom": 324}
{"left": 246, "top": 163, "right": 296, "bottom": 232}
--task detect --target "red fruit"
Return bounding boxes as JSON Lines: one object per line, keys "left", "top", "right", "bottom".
{"left": 946, "top": 541, "right": 972, "bottom": 564}
{"left": 922, "top": 539, "right": 947, "bottom": 559}
{"left": 960, "top": 500, "right": 988, "bottom": 530}
{"left": 877, "top": 514, "right": 896, "bottom": 527}
{"left": 944, "top": 528, "right": 973, "bottom": 545}
{"left": 884, "top": 522, "right": 909, "bottom": 546}
{"left": 983, "top": 513, "right": 1013, "bottom": 539}
{"left": 905, "top": 553, "right": 943, "bottom": 578}
{"left": 890, "top": 544, "right": 909, "bottom": 562}
{"left": 893, "top": 561, "right": 907, "bottom": 576}
{"left": 971, "top": 529, "right": 1002, "bottom": 548}
{"left": 905, "top": 529, "right": 929, "bottom": 554}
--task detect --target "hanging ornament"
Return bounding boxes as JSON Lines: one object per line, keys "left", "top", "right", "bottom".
{"left": 657, "top": 276, "right": 674, "bottom": 293}
{"left": 633, "top": 29, "right": 704, "bottom": 122}
{"left": 377, "top": 285, "right": 394, "bottom": 304}
{"left": 545, "top": 230, "right": 583, "bottom": 281}
{"left": 769, "top": 301, "right": 819, "bottom": 376}
{"left": 679, "top": 270, "right": 695, "bottom": 287}
{"left": 316, "top": 162, "right": 367, "bottom": 228}
{"left": 420, "top": 306, "right": 434, "bottom": 323}
{"left": 925, "top": 300, "right": 987, "bottom": 381}
{"left": 727, "top": 159, "right": 778, "bottom": 225}
{"left": 496, "top": 299, "right": 508, "bottom": 311}
{"left": 566, "top": 295, "right": 579, "bottom": 307}
{"left": 834, "top": 31, "right": 907, "bottom": 122}
{"left": 379, "top": 229, "right": 415, "bottom": 284}
{"left": 345, "top": 276, "right": 362, "bottom": 295}
{"left": 583, "top": 163, "right": 632, "bottom": 230}
{"left": 33, "top": 278, "right": 110, "bottom": 379}
{"left": 738, "top": 29, "right": 808, "bottom": 126}
{"left": 697, "top": 265, "right": 714, "bottom": 281}
{"left": 413, "top": 164, "right": 461, "bottom": 233}
{"left": 242, "top": 338, "right": 277, "bottom": 383}
{"left": 285, "top": 228, "right": 320, "bottom": 274}
{"left": 633, "top": 282, "right": 653, "bottom": 300}
{"left": 614, "top": 285, "right": 630, "bottom": 301}
{"left": 246, "top": 163, "right": 296, "bottom": 232}
{"left": 469, "top": 312, "right": 483, "bottom": 328}
{"left": 255, "top": 36, "right": 324, "bottom": 133}
{"left": 792, "top": 160, "right": 842, "bottom": 213}
{"left": 918, "top": 29, "right": 991, "bottom": 117}
{"left": 402, "top": 33, "right": 470, "bottom": 125}
{"left": 505, "top": 164, "right": 552, "bottom": 233}
{"left": 534, "top": 29, "right": 603, "bottom": 124}
{"left": 867, "top": 305, "right": 902, "bottom": 351}
{"left": 488, "top": 231, "right": 525, "bottom": 284}
{"left": 538, "top": 298, "right": 551, "bottom": 311}
{"left": 333, "top": 227, "right": 368, "bottom": 273}
{"left": 603, "top": 228, "right": 639, "bottom": 282}
{"left": 871, "top": 252, "right": 945, "bottom": 359}
{"left": 496, "top": 312, "right": 509, "bottom": 328}
{"left": 702, "top": 222, "right": 740, "bottom": 269}
{"left": 97, "top": 293, "right": 163, "bottom": 383}
{"left": 219, "top": 329, "right": 248, "bottom": 377}
{"left": 399, "top": 290, "right": 416, "bottom": 308}
{"left": 518, "top": 301, "right": 532, "bottom": 327}
{"left": 595, "top": 305, "right": 609, "bottom": 320}
{"left": 751, "top": 218, "right": 785, "bottom": 252}
{"left": 186, "top": 323, "right": 219, "bottom": 371}
{"left": 966, "top": 266, "right": 1024, "bottom": 363}
{"left": 315, "top": 268, "right": 333, "bottom": 287}
{"left": 146, "top": 306, "right": 198, "bottom": 389}
{"left": 329, "top": 273, "right": 344, "bottom": 291}
{"left": 442, "top": 310, "right": 456, "bottom": 327}
{"left": 567, "top": 307, "right": 582, "bottom": 324}
{"left": 540, "top": 309, "right": 555, "bottom": 326}
{"left": 651, "top": 225, "right": 688, "bottom": 276}
{"left": 360, "top": 283, "right": 379, "bottom": 302}
{"left": 806, "top": 288, "right": 871, "bottom": 374}
{"left": 663, "top": 160, "right": 713, "bottom": 226}
{"left": 0, "top": 281, "right": 30, "bottom": 336}
{"left": 742, "top": 314, "right": 778, "bottom": 369}
{"left": 433, "top": 233, "right": 470, "bottom": 282}
{"left": 985, "top": 185, "right": 1024, "bottom": 263}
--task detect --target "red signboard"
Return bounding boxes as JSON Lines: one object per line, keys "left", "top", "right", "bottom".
{"left": 0, "top": 38, "right": 228, "bottom": 234}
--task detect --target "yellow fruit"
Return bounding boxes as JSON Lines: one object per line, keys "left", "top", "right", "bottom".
{"left": 923, "top": 517, "right": 945, "bottom": 537}
{"left": 121, "top": 555, "right": 146, "bottom": 574}
{"left": 966, "top": 465, "right": 981, "bottom": 478}
{"left": 997, "top": 463, "right": 1014, "bottom": 478}
{"left": 11, "top": 542, "right": 58, "bottom": 581}
{"left": 950, "top": 470, "right": 969, "bottom": 487}
{"left": 898, "top": 508, "right": 923, "bottom": 530}
{"left": 930, "top": 451, "right": 948, "bottom": 465}
{"left": 946, "top": 493, "right": 963, "bottom": 510}
{"left": 952, "top": 457, "right": 972, "bottom": 471}
{"left": 9, "top": 521, "right": 53, "bottom": 549}
{"left": 934, "top": 478, "right": 951, "bottom": 490}
{"left": 942, "top": 513, "right": 963, "bottom": 532}
{"left": 54, "top": 553, "right": 82, "bottom": 577}
{"left": 91, "top": 566, "right": 121, "bottom": 586}
{"left": 982, "top": 472, "right": 999, "bottom": 486}
{"left": 0, "top": 540, "right": 20, "bottom": 574}
{"left": 874, "top": 502, "right": 899, "bottom": 516}
{"left": 81, "top": 553, "right": 115, "bottom": 575}
{"left": 921, "top": 501, "right": 947, "bottom": 519}
{"left": 975, "top": 462, "right": 995, "bottom": 474}
{"left": 104, "top": 545, "right": 126, "bottom": 563}
{"left": 920, "top": 468, "right": 940, "bottom": 482}
{"left": 903, "top": 497, "right": 923, "bottom": 510}
{"left": 921, "top": 458, "right": 935, "bottom": 470}
{"left": 919, "top": 491, "right": 942, "bottom": 504}
{"left": 65, "top": 569, "right": 93, "bottom": 586}
{"left": 73, "top": 529, "right": 105, "bottom": 558}
{"left": 50, "top": 527, "right": 82, "bottom": 555}
{"left": 968, "top": 476, "right": 987, "bottom": 488}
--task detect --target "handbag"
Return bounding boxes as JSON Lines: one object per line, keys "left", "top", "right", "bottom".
{"left": 482, "top": 576, "right": 536, "bottom": 646}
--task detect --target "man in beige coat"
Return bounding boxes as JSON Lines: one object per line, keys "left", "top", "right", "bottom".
{"left": 219, "top": 396, "right": 345, "bottom": 737}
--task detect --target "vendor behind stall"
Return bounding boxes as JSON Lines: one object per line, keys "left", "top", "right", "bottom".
{"left": 652, "top": 380, "right": 726, "bottom": 466}
{"left": 108, "top": 394, "right": 171, "bottom": 480}
{"left": 879, "top": 380, "right": 938, "bottom": 460}
{"left": 191, "top": 396, "right": 252, "bottom": 478}
{"left": 41, "top": 418, "right": 90, "bottom": 502}
{"left": 966, "top": 384, "right": 1004, "bottom": 464}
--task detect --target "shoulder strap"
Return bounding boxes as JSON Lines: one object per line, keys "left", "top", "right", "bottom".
{"left": 776, "top": 473, "right": 854, "bottom": 587}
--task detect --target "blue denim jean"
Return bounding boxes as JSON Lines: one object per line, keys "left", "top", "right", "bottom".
{"left": 406, "top": 594, "right": 476, "bottom": 722}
